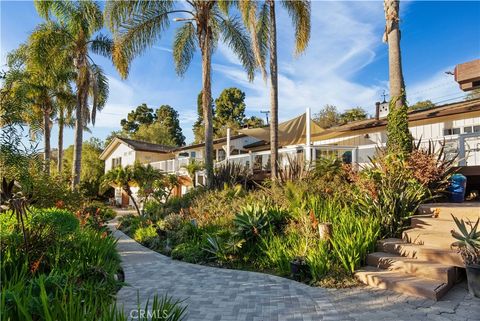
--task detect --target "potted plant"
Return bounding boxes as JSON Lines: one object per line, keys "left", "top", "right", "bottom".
{"left": 451, "top": 214, "right": 480, "bottom": 297}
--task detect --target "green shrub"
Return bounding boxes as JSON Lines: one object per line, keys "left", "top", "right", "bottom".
{"left": 259, "top": 233, "right": 292, "bottom": 275}
{"left": 82, "top": 201, "right": 116, "bottom": 222}
{"left": 28, "top": 208, "right": 79, "bottom": 238}
{"left": 134, "top": 226, "right": 159, "bottom": 248}
{"left": 306, "top": 241, "right": 331, "bottom": 282}
{"left": 118, "top": 214, "right": 147, "bottom": 236}
{"left": 234, "top": 204, "right": 269, "bottom": 242}
{"left": 171, "top": 242, "right": 205, "bottom": 263}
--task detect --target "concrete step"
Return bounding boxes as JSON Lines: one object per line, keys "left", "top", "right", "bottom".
{"left": 355, "top": 266, "right": 453, "bottom": 301}
{"left": 418, "top": 203, "right": 480, "bottom": 221}
{"left": 377, "top": 238, "right": 463, "bottom": 267}
{"left": 367, "top": 252, "right": 456, "bottom": 283}
{"left": 402, "top": 228, "right": 458, "bottom": 249}
{"left": 410, "top": 216, "right": 463, "bottom": 232}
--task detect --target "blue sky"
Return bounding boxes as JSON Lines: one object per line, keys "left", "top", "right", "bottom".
{"left": 1, "top": 1, "right": 479, "bottom": 148}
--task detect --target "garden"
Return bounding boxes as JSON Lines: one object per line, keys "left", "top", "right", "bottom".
{"left": 117, "top": 144, "right": 454, "bottom": 287}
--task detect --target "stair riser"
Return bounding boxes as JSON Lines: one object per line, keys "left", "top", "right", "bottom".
{"left": 366, "top": 255, "right": 454, "bottom": 283}
{"left": 410, "top": 218, "right": 462, "bottom": 232}
{"left": 402, "top": 230, "right": 457, "bottom": 249}
{"left": 417, "top": 206, "right": 480, "bottom": 221}
{"left": 355, "top": 271, "right": 451, "bottom": 301}
{"left": 377, "top": 242, "right": 464, "bottom": 267}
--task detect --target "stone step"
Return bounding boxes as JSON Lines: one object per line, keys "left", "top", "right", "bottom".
{"left": 417, "top": 203, "right": 480, "bottom": 221}
{"left": 402, "top": 228, "right": 458, "bottom": 249}
{"left": 410, "top": 216, "right": 463, "bottom": 232}
{"left": 355, "top": 266, "right": 452, "bottom": 301}
{"left": 367, "top": 252, "right": 456, "bottom": 283}
{"left": 377, "top": 238, "right": 463, "bottom": 267}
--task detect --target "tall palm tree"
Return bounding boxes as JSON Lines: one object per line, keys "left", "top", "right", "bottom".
{"left": 56, "top": 90, "right": 75, "bottom": 173}
{"left": 34, "top": 1, "right": 111, "bottom": 188}
{"left": 383, "top": 0, "right": 412, "bottom": 154}
{"left": 6, "top": 37, "right": 73, "bottom": 176}
{"left": 239, "top": 0, "right": 311, "bottom": 180}
{"left": 105, "top": 0, "right": 256, "bottom": 188}
{"left": 383, "top": 0, "right": 405, "bottom": 107}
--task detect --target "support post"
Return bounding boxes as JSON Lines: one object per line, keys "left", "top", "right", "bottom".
{"left": 458, "top": 135, "right": 466, "bottom": 166}
{"left": 249, "top": 151, "right": 254, "bottom": 174}
{"left": 305, "top": 108, "right": 312, "bottom": 164}
{"left": 226, "top": 127, "right": 231, "bottom": 161}
{"left": 352, "top": 148, "right": 359, "bottom": 171}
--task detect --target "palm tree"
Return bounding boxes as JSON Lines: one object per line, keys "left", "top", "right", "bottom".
{"left": 6, "top": 37, "right": 73, "bottom": 176}
{"left": 105, "top": 0, "right": 256, "bottom": 188}
{"left": 383, "top": 0, "right": 412, "bottom": 154}
{"left": 56, "top": 90, "right": 75, "bottom": 173}
{"left": 34, "top": 1, "right": 111, "bottom": 188}
{"left": 182, "top": 159, "right": 204, "bottom": 187}
{"left": 239, "top": 1, "right": 311, "bottom": 180}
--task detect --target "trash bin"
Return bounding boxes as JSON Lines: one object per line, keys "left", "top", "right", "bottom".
{"left": 448, "top": 173, "right": 467, "bottom": 203}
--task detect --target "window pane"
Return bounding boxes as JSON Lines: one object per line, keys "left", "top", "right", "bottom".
{"left": 474, "top": 125, "right": 480, "bottom": 133}
{"left": 452, "top": 128, "right": 460, "bottom": 135}
{"left": 443, "top": 129, "right": 452, "bottom": 136}
{"left": 464, "top": 126, "right": 473, "bottom": 133}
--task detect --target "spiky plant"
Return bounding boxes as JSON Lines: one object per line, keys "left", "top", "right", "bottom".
{"left": 451, "top": 215, "right": 480, "bottom": 266}
{"left": 105, "top": 0, "right": 256, "bottom": 188}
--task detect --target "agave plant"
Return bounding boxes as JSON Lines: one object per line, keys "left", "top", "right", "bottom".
{"left": 451, "top": 214, "right": 480, "bottom": 266}
{"left": 233, "top": 204, "right": 269, "bottom": 241}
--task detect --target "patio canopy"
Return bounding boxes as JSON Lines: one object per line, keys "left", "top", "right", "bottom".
{"left": 238, "top": 113, "right": 325, "bottom": 146}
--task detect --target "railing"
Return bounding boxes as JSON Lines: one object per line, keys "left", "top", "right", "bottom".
{"left": 150, "top": 157, "right": 194, "bottom": 174}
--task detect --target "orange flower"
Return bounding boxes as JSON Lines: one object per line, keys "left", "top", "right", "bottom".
{"left": 55, "top": 200, "right": 65, "bottom": 209}
{"left": 30, "top": 255, "right": 43, "bottom": 274}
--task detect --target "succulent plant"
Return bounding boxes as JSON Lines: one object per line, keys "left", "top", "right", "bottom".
{"left": 451, "top": 214, "right": 480, "bottom": 266}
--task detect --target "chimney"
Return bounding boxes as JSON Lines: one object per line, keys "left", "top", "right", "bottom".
{"left": 375, "top": 102, "right": 381, "bottom": 120}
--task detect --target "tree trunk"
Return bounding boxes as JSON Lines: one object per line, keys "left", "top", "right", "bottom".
{"left": 43, "top": 106, "right": 51, "bottom": 175}
{"left": 269, "top": 0, "right": 279, "bottom": 181}
{"left": 126, "top": 187, "right": 141, "bottom": 216}
{"left": 57, "top": 108, "right": 64, "bottom": 174}
{"left": 72, "top": 88, "right": 83, "bottom": 188}
{"left": 385, "top": 0, "right": 405, "bottom": 108}
{"left": 200, "top": 17, "right": 214, "bottom": 188}
{"left": 72, "top": 53, "right": 87, "bottom": 189}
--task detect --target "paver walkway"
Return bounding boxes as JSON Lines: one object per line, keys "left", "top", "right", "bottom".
{"left": 111, "top": 223, "right": 479, "bottom": 321}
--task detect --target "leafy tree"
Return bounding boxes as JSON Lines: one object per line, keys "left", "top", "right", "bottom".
{"left": 62, "top": 138, "right": 105, "bottom": 197}
{"left": 35, "top": 1, "right": 112, "bottom": 188}
{"left": 240, "top": 0, "right": 311, "bottom": 180}
{"left": 102, "top": 162, "right": 163, "bottom": 216}
{"left": 155, "top": 105, "right": 185, "bottom": 146}
{"left": 104, "top": 130, "right": 127, "bottom": 147}
{"left": 106, "top": 0, "right": 256, "bottom": 188}
{"left": 120, "top": 103, "right": 155, "bottom": 134}
{"left": 340, "top": 107, "right": 367, "bottom": 123}
{"left": 215, "top": 87, "right": 246, "bottom": 133}
{"left": 409, "top": 100, "right": 435, "bottom": 111}
{"left": 313, "top": 105, "right": 341, "bottom": 129}
{"left": 132, "top": 121, "right": 178, "bottom": 147}
{"left": 244, "top": 116, "right": 265, "bottom": 128}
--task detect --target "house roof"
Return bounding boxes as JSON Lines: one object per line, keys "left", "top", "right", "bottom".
{"left": 312, "top": 98, "right": 480, "bottom": 141}
{"left": 99, "top": 137, "right": 175, "bottom": 160}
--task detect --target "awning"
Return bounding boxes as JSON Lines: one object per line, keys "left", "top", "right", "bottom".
{"left": 238, "top": 113, "right": 325, "bottom": 146}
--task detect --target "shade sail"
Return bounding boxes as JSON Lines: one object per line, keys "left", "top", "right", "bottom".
{"left": 238, "top": 113, "right": 325, "bottom": 146}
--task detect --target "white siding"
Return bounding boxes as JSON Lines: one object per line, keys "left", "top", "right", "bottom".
{"left": 104, "top": 143, "right": 136, "bottom": 173}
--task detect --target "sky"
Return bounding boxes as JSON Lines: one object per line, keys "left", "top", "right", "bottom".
{"left": 1, "top": 1, "right": 480, "bottom": 148}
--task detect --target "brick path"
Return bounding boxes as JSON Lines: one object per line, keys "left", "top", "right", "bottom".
{"left": 111, "top": 225, "right": 479, "bottom": 321}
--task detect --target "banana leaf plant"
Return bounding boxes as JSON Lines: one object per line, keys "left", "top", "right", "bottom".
{"left": 451, "top": 214, "right": 480, "bottom": 266}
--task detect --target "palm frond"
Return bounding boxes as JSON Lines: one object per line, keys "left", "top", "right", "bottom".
{"left": 89, "top": 33, "right": 113, "bottom": 58}
{"left": 219, "top": 16, "right": 256, "bottom": 81}
{"left": 173, "top": 22, "right": 197, "bottom": 77}
{"left": 255, "top": 2, "right": 269, "bottom": 78}
{"left": 88, "top": 63, "right": 108, "bottom": 125}
{"left": 281, "top": 0, "right": 311, "bottom": 55}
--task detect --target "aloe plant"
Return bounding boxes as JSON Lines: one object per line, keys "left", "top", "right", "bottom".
{"left": 451, "top": 214, "right": 480, "bottom": 266}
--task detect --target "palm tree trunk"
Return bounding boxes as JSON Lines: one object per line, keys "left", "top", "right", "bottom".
{"left": 269, "top": 0, "right": 279, "bottom": 181}
{"left": 57, "top": 108, "right": 64, "bottom": 173}
{"left": 385, "top": 0, "right": 405, "bottom": 108}
{"left": 200, "top": 21, "right": 214, "bottom": 188}
{"left": 72, "top": 86, "right": 84, "bottom": 189}
{"left": 43, "top": 107, "right": 51, "bottom": 175}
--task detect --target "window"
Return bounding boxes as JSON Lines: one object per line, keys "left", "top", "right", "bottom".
{"left": 464, "top": 126, "right": 473, "bottom": 134}
{"left": 474, "top": 125, "right": 480, "bottom": 133}
{"left": 217, "top": 149, "right": 226, "bottom": 161}
{"left": 190, "top": 151, "right": 196, "bottom": 158}
{"left": 111, "top": 157, "right": 121, "bottom": 168}
{"left": 443, "top": 128, "right": 460, "bottom": 136}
